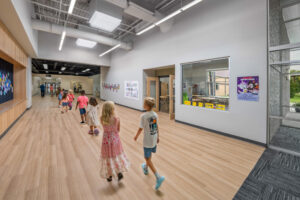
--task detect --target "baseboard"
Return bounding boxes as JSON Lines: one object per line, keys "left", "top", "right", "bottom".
{"left": 0, "top": 109, "right": 28, "bottom": 140}
{"left": 175, "top": 120, "right": 267, "bottom": 147}
{"left": 100, "top": 98, "right": 145, "bottom": 112}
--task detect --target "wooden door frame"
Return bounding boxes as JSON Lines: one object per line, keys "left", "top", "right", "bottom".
{"left": 146, "top": 77, "right": 159, "bottom": 112}
{"left": 169, "top": 75, "right": 175, "bottom": 120}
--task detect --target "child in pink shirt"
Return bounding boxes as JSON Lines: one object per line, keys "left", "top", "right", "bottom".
{"left": 75, "top": 90, "right": 89, "bottom": 124}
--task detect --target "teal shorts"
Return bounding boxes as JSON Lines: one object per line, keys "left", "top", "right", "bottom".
{"left": 144, "top": 146, "right": 157, "bottom": 158}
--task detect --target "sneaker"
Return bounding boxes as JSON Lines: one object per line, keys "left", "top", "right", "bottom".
{"left": 88, "top": 130, "right": 93, "bottom": 135}
{"left": 155, "top": 176, "right": 165, "bottom": 190}
{"left": 80, "top": 121, "right": 85, "bottom": 124}
{"left": 141, "top": 163, "right": 148, "bottom": 175}
{"left": 118, "top": 173, "right": 123, "bottom": 181}
{"left": 94, "top": 129, "right": 99, "bottom": 136}
{"left": 107, "top": 176, "right": 112, "bottom": 182}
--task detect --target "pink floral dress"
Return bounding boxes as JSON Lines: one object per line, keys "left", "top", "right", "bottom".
{"left": 100, "top": 117, "right": 129, "bottom": 178}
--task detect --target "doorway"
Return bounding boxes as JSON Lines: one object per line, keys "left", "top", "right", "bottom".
{"left": 145, "top": 65, "right": 175, "bottom": 120}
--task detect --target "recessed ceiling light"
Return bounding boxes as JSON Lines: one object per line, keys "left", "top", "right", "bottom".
{"left": 61, "top": 67, "right": 66, "bottom": 71}
{"left": 43, "top": 64, "right": 48, "bottom": 69}
{"left": 76, "top": 38, "right": 97, "bottom": 48}
{"left": 76, "top": 73, "right": 79, "bottom": 75}
{"left": 59, "top": 72, "right": 62, "bottom": 74}
{"left": 46, "top": 71, "right": 49, "bottom": 73}
{"left": 89, "top": 11, "right": 121, "bottom": 32}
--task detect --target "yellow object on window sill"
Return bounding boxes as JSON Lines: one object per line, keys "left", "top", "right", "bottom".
{"left": 184, "top": 101, "right": 191, "bottom": 105}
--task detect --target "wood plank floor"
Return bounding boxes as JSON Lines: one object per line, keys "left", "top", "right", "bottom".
{"left": 0, "top": 96, "right": 265, "bottom": 200}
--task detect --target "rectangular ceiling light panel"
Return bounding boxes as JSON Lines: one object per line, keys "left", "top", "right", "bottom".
{"left": 76, "top": 38, "right": 97, "bottom": 48}
{"left": 89, "top": 11, "right": 121, "bottom": 32}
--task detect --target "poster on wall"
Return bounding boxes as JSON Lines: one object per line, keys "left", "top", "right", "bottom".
{"left": 124, "top": 81, "right": 139, "bottom": 100}
{"left": 102, "top": 82, "right": 120, "bottom": 92}
{"left": 237, "top": 76, "right": 259, "bottom": 101}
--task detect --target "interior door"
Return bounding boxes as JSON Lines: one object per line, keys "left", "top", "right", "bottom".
{"left": 146, "top": 77, "right": 159, "bottom": 112}
{"left": 169, "top": 75, "right": 175, "bottom": 120}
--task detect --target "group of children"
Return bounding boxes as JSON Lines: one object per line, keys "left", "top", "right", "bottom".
{"left": 56, "top": 90, "right": 165, "bottom": 190}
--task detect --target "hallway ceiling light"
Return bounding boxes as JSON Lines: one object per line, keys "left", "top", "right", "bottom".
{"left": 58, "top": 31, "right": 66, "bottom": 51}
{"left": 136, "top": 0, "right": 202, "bottom": 36}
{"left": 76, "top": 38, "right": 97, "bottom": 48}
{"left": 43, "top": 64, "right": 48, "bottom": 69}
{"left": 68, "top": 0, "right": 77, "bottom": 14}
{"left": 46, "top": 71, "right": 49, "bottom": 73}
{"left": 82, "top": 68, "right": 91, "bottom": 72}
{"left": 59, "top": 72, "right": 62, "bottom": 74}
{"left": 99, "top": 44, "right": 121, "bottom": 57}
{"left": 136, "top": 24, "right": 155, "bottom": 36}
{"left": 89, "top": 11, "right": 121, "bottom": 32}
{"left": 61, "top": 67, "right": 66, "bottom": 71}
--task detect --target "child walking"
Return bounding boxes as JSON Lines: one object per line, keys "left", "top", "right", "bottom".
{"left": 61, "top": 91, "right": 69, "bottom": 113}
{"left": 100, "top": 101, "right": 129, "bottom": 182}
{"left": 86, "top": 97, "right": 100, "bottom": 135}
{"left": 58, "top": 88, "right": 63, "bottom": 107}
{"left": 134, "top": 97, "right": 165, "bottom": 190}
{"left": 75, "top": 90, "right": 89, "bottom": 124}
{"left": 67, "top": 90, "right": 75, "bottom": 110}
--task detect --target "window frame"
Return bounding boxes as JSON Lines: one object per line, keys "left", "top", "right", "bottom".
{"left": 180, "top": 57, "right": 231, "bottom": 112}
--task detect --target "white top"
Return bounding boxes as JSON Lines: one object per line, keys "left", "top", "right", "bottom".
{"left": 86, "top": 104, "right": 100, "bottom": 126}
{"left": 139, "top": 111, "right": 158, "bottom": 148}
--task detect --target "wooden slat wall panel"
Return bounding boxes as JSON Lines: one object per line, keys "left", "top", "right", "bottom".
{"left": 0, "top": 100, "right": 27, "bottom": 135}
{"left": 0, "top": 20, "right": 28, "bottom": 67}
{"left": 0, "top": 20, "right": 28, "bottom": 136}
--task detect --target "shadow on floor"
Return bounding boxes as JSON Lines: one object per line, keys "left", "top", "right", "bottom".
{"left": 233, "top": 149, "right": 300, "bottom": 199}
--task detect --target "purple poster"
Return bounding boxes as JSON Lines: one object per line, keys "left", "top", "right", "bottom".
{"left": 237, "top": 76, "right": 259, "bottom": 101}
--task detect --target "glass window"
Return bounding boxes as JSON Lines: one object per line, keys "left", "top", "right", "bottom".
{"left": 182, "top": 58, "right": 229, "bottom": 111}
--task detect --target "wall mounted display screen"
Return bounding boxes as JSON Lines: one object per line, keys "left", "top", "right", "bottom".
{"left": 0, "top": 57, "right": 14, "bottom": 104}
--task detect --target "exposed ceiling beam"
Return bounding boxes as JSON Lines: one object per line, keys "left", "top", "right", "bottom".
{"left": 32, "top": 20, "right": 132, "bottom": 50}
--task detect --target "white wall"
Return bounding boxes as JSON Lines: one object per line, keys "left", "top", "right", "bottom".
{"left": 38, "top": 32, "right": 110, "bottom": 66}
{"left": 11, "top": 0, "right": 38, "bottom": 55}
{"left": 101, "top": 0, "right": 267, "bottom": 143}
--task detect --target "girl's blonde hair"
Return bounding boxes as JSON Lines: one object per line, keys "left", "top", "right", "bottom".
{"left": 101, "top": 101, "right": 115, "bottom": 125}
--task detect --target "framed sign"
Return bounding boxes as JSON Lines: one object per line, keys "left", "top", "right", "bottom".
{"left": 237, "top": 76, "right": 259, "bottom": 101}
{"left": 124, "top": 81, "right": 139, "bottom": 100}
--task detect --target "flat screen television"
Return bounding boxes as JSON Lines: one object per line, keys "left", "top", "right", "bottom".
{"left": 0, "top": 57, "right": 13, "bottom": 104}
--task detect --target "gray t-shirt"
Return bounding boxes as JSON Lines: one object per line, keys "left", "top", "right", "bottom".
{"left": 139, "top": 111, "right": 158, "bottom": 148}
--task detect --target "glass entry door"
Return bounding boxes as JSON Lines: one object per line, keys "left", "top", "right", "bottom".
{"left": 147, "top": 77, "right": 159, "bottom": 112}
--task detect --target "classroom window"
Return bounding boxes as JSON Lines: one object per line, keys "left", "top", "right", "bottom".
{"left": 182, "top": 58, "right": 229, "bottom": 111}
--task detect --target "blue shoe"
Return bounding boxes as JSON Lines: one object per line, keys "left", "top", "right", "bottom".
{"left": 141, "top": 163, "right": 148, "bottom": 175}
{"left": 155, "top": 176, "right": 165, "bottom": 190}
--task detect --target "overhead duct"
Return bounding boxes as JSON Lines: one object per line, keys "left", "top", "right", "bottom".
{"left": 104, "top": 0, "right": 173, "bottom": 33}
{"left": 31, "top": 20, "right": 132, "bottom": 50}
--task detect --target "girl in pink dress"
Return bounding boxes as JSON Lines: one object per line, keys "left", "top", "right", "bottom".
{"left": 100, "top": 101, "right": 130, "bottom": 182}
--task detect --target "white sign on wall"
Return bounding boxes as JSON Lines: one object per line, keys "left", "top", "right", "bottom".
{"left": 124, "top": 81, "right": 139, "bottom": 100}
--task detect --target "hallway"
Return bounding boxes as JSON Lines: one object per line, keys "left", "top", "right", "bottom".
{"left": 0, "top": 96, "right": 265, "bottom": 200}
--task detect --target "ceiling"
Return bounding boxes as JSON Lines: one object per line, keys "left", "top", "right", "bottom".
{"left": 30, "top": 0, "right": 194, "bottom": 42}
{"left": 32, "top": 59, "right": 101, "bottom": 76}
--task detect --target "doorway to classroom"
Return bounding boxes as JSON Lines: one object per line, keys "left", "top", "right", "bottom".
{"left": 144, "top": 65, "right": 175, "bottom": 120}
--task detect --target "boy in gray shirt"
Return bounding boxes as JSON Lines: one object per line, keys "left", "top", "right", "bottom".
{"left": 134, "top": 97, "right": 165, "bottom": 190}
